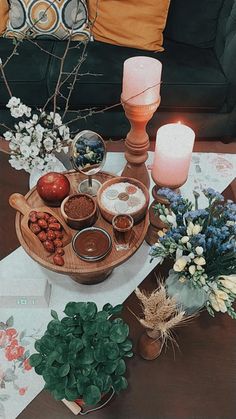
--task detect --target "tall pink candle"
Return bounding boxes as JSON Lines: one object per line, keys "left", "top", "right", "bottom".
{"left": 152, "top": 123, "right": 195, "bottom": 187}
{"left": 122, "top": 56, "right": 162, "bottom": 105}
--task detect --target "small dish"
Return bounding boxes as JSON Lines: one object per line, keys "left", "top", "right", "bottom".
{"left": 96, "top": 177, "right": 149, "bottom": 224}
{"left": 72, "top": 227, "right": 112, "bottom": 261}
{"left": 61, "top": 193, "right": 97, "bottom": 230}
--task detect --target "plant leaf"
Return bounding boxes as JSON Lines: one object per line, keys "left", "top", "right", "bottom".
{"left": 83, "top": 385, "right": 101, "bottom": 406}
{"left": 29, "top": 353, "right": 43, "bottom": 367}
{"left": 112, "top": 376, "right": 128, "bottom": 393}
{"left": 6, "top": 316, "right": 14, "bottom": 327}
{"left": 65, "top": 387, "right": 79, "bottom": 401}
{"left": 59, "top": 363, "right": 70, "bottom": 377}
{"left": 51, "top": 310, "right": 59, "bottom": 320}
{"left": 115, "top": 359, "right": 126, "bottom": 375}
{"left": 110, "top": 323, "right": 129, "bottom": 343}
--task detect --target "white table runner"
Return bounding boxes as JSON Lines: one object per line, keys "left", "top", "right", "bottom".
{"left": 0, "top": 151, "right": 235, "bottom": 419}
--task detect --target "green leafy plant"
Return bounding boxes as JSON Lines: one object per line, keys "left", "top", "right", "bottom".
{"left": 29, "top": 302, "right": 133, "bottom": 405}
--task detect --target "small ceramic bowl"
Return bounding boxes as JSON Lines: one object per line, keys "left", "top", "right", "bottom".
{"left": 61, "top": 193, "right": 97, "bottom": 230}
{"left": 96, "top": 176, "right": 149, "bottom": 224}
{"left": 72, "top": 227, "right": 112, "bottom": 261}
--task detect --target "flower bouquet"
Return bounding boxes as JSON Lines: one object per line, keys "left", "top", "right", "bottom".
{"left": 149, "top": 188, "right": 236, "bottom": 318}
{"left": 3, "top": 97, "right": 71, "bottom": 173}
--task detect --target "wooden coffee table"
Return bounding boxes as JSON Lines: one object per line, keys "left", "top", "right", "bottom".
{"left": 1, "top": 140, "right": 236, "bottom": 419}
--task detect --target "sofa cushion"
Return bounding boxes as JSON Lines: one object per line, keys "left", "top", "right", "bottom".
{"left": 0, "top": 0, "right": 9, "bottom": 35}
{"left": 88, "top": 0, "right": 170, "bottom": 51}
{"left": 5, "top": 0, "right": 90, "bottom": 40}
{"left": 165, "top": 0, "right": 224, "bottom": 48}
{"left": 48, "top": 40, "right": 228, "bottom": 111}
{"left": 0, "top": 39, "right": 54, "bottom": 106}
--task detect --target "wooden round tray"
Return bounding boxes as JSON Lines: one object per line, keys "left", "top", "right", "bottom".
{"left": 15, "top": 171, "right": 149, "bottom": 284}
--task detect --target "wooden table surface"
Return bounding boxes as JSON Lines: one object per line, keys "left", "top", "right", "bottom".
{"left": 1, "top": 140, "right": 236, "bottom": 419}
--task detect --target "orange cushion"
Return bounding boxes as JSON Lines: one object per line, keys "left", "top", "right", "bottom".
{"left": 0, "top": 0, "right": 9, "bottom": 35}
{"left": 88, "top": 0, "right": 170, "bottom": 51}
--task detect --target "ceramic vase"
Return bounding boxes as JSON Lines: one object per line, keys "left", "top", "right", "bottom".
{"left": 138, "top": 329, "right": 164, "bottom": 360}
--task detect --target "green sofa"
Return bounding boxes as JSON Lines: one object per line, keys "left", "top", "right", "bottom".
{"left": 0, "top": 0, "right": 235, "bottom": 140}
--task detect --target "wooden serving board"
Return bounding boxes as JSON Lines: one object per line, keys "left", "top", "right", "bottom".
{"left": 14, "top": 171, "right": 149, "bottom": 284}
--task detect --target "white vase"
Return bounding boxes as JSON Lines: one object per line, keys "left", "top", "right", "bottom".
{"left": 165, "top": 269, "right": 208, "bottom": 315}
{"left": 29, "top": 157, "right": 67, "bottom": 189}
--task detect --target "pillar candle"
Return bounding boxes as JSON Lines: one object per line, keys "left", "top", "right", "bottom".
{"left": 122, "top": 56, "right": 162, "bottom": 105}
{"left": 152, "top": 123, "right": 195, "bottom": 187}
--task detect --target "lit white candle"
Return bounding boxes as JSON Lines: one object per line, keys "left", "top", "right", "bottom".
{"left": 152, "top": 122, "right": 195, "bottom": 187}
{"left": 122, "top": 56, "right": 162, "bottom": 105}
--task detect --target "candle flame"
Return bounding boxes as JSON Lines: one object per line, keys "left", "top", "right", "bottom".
{"left": 177, "top": 121, "right": 181, "bottom": 124}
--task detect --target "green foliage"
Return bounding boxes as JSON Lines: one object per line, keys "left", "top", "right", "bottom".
{"left": 29, "top": 302, "right": 133, "bottom": 405}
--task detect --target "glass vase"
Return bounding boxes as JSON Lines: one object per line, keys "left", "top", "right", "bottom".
{"left": 165, "top": 269, "right": 208, "bottom": 315}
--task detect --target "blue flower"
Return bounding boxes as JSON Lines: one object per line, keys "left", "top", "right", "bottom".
{"left": 203, "top": 188, "right": 224, "bottom": 201}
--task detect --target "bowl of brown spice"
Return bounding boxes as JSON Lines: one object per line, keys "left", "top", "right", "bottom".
{"left": 61, "top": 193, "right": 97, "bottom": 230}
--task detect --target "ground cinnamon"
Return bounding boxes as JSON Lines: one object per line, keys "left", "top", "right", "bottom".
{"left": 64, "top": 195, "right": 94, "bottom": 219}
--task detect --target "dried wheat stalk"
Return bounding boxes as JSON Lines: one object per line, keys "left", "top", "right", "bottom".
{"left": 135, "top": 282, "right": 196, "bottom": 346}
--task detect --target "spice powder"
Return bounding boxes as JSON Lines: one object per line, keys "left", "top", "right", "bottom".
{"left": 64, "top": 196, "right": 94, "bottom": 219}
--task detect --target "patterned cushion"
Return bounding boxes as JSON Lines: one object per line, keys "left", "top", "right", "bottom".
{"left": 0, "top": 0, "right": 9, "bottom": 35}
{"left": 5, "top": 0, "right": 90, "bottom": 40}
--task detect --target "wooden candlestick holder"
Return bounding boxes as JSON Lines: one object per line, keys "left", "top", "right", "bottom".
{"left": 145, "top": 183, "right": 182, "bottom": 246}
{"left": 121, "top": 97, "right": 160, "bottom": 189}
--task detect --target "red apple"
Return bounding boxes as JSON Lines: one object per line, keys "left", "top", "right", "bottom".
{"left": 36, "top": 172, "right": 70, "bottom": 206}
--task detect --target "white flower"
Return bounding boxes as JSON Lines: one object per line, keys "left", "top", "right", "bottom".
{"left": 32, "top": 157, "right": 46, "bottom": 170}
{"left": 10, "top": 107, "right": 24, "bottom": 118}
{"left": 3, "top": 131, "right": 13, "bottom": 141}
{"left": 159, "top": 214, "right": 167, "bottom": 223}
{"left": 219, "top": 275, "right": 236, "bottom": 294}
{"left": 6, "top": 97, "right": 21, "bottom": 108}
{"left": 166, "top": 213, "right": 177, "bottom": 227}
{"left": 226, "top": 220, "right": 236, "bottom": 226}
{"left": 22, "top": 135, "right": 31, "bottom": 145}
{"left": 187, "top": 221, "right": 202, "bottom": 236}
{"left": 19, "top": 144, "right": 31, "bottom": 158}
{"left": 176, "top": 248, "right": 183, "bottom": 260}
{"left": 173, "top": 257, "right": 188, "bottom": 272}
{"left": 200, "top": 276, "right": 206, "bottom": 285}
{"left": 30, "top": 145, "right": 40, "bottom": 157}
{"left": 209, "top": 289, "right": 229, "bottom": 313}
{"left": 193, "top": 256, "right": 206, "bottom": 266}
{"left": 195, "top": 246, "right": 203, "bottom": 256}
{"left": 189, "top": 265, "right": 196, "bottom": 275}
{"left": 43, "top": 138, "right": 54, "bottom": 152}
{"left": 181, "top": 236, "right": 189, "bottom": 244}
{"left": 50, "top": 112, "right": 62, "bottom": 126}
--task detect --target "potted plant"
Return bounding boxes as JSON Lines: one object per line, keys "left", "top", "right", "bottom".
{"left": 29, "top": 301, "right": 133, "bottom": 408}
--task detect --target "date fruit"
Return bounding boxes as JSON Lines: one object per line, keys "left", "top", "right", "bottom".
{"left": 37, "top": 231, "right": 47, "bottom": 242}
{"left": 29, "top": 211, "right": 37, "bottom": 223}
{"left": 54, "top": 238, "right": 63, "bottom": 248}
{"left": 43, "top": 240, "right": 55, "bottom": 253}
{"left": 30, "top": 223, "right": 41, "bottom": 234}
{"left": 48, "top": 222, "right": 61, "bottom": 231}
{"left": 53, "top": 254, "right": 65, "bottom": 266}
{"left": 37, "top": 219, "right": 48, "bottom": 229}
{"left": 47, "top": 230, "right": 56, "bottom": 241}
{"left": 56, "top": 248, "right": 65, "bottom": 256}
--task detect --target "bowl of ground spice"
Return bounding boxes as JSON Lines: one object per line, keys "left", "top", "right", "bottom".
{"left": 61, "top": 193, "right": 97, "bottom": 229}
